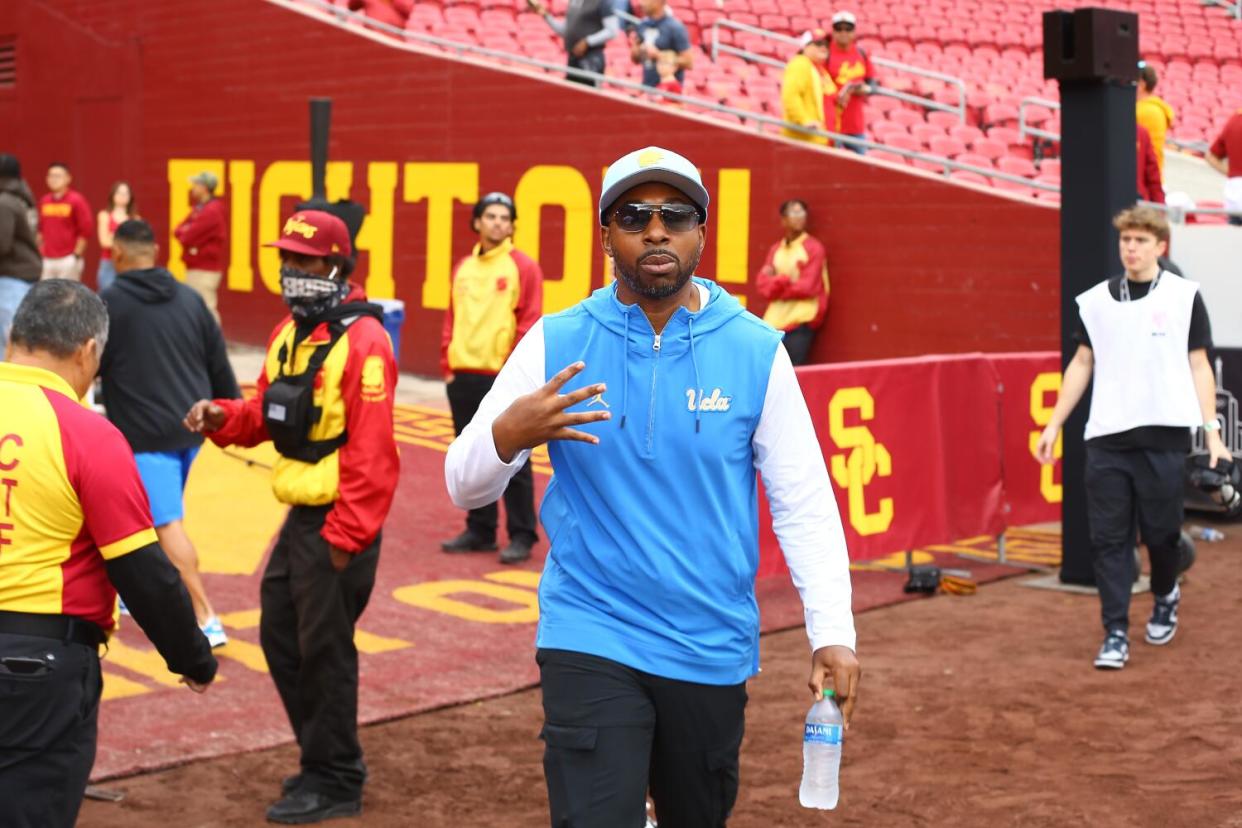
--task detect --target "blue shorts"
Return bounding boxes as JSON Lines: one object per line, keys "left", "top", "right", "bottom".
{"left": 134, "top": 446, "right": 200, "bottom": 527}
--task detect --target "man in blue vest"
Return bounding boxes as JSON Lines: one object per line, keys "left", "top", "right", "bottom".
{"left": 445, "top": 146, "right": 860, "bottom": 826}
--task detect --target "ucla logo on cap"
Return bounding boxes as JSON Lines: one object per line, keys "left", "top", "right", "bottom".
{"left": 637, "top": 149, "right": 666, "bottom": 168}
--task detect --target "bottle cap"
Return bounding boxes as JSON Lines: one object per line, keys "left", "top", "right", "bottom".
{"left": 822, "top": 689, "right": 835, "bottom": 699}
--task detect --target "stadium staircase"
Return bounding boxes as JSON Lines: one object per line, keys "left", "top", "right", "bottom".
{"left": 311, "top": 0, "right": 1241, "bottom": 202}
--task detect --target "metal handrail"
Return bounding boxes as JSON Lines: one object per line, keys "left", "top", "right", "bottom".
{"left": 1201, "top": 0, "right": 1242, "bottom": 20}
{"left": 278, "top": 0, "right": 1054, "bottom": 193}
{"left": 708, "top": 18, "right": 967, "bottom": 122}
{"left": 1019, "top": 97, "right": 1211, "bottom": 155}
{"left": 1018, "top": 97, "right": 1061, "bottom": 143}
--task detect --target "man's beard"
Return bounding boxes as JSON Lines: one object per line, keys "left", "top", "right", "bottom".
{"left": 612, "top": 247, "right": 702, "bottom": 300}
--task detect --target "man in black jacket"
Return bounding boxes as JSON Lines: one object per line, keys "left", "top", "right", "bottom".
{"left": 100, "top": 219, "right": 240, "bottom": 648}
{"left": 0, "top": 153, "right": 41, "bottom": 360}
{"left": 1, "top": 279, "right": 217, "bottom": 828}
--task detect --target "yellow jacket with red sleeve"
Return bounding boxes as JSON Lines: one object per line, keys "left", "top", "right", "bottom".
{"left": 756, "top": 233, "right": 830, "bottom": 332}
{"left": 441, "top": 238, "right": 543, "bottom": 376}
{"left": 207, "top": 285, "right": 399, "bottom": 553}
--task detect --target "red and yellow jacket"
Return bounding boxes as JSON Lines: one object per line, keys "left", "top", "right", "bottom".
{"left": 756, "top": 233, "right": 830, "bottom": 332}
{"left": 0, "top": 363, "right": 157, "bottom": 632}
{"left": 441, "top": 238, "right": 543, "bottom": 375}
{"left": 208, "top": 285, "right": 399, "bottom": 553}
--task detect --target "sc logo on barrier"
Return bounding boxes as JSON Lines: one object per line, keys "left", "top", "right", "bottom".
{"left": 1027, "top": 371, "right": 1062, "bottom": 503}
{"left": 828, "top": 387, "right": 894, "bottom": 536}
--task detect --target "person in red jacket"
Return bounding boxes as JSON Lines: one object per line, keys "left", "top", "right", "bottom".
{"left": 1137, "top": 124, "right": 1165, "bottom": 204}
{"left": 184, "top": 210, "right": 398, "bottom": 825}
{"left": 755, "top": 199, "right": 830, "bottom": 364}
{"left": 174, "top": 171, "right": 227, "bottom": 324}
{"left": 37, "top": 162, "right": 93, "bottom": 281}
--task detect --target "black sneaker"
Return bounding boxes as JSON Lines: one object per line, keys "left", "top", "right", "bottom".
{"left": 499, "top": 538, "right": 533, "bottom": 564}
{"left": 440, "top": 531, "right": 498, "bottom": 553}
{"left": 1093, "top": 630, "right": 1129, "bottom": 670}
{"left": 266, "top": 790, "right": 360, "bottom": 824}
{"left": 1145, "top": 587, "right": 1180, "bottom": 646}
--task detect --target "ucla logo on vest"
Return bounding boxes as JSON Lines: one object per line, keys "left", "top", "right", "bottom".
{"left": 686, "top": 388, "right": 732, "bottom": 412}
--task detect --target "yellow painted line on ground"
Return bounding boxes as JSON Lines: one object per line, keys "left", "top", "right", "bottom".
{"left": 101, "top": 671, "right": 153, "bottom": 701}
{"left": 482, "top": 570, "right": 542, "bottom": 589}
{"left": 220, "top": 608, "right": 262, "bottom": 629}
{"left": 355, "top": 630, "right": 411, "bottom": 654}
{"left": 214, "top": 638, "right": 269, "bottom": 673}
{"left": 105, "top": 639, "right": 228, "bottom": 688}
{"left": 185, "top": 442, "right": 289, "bottom": 576}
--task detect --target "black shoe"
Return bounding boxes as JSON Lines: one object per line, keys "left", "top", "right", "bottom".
{"left": 440, "top": 531, "right": 497, "bottom": 553}
{"left": 281, "top": 774, "right": 302, "bottom": 795}
{"left": 266, "top": 790, "right": 361, "bottom": 824}
{"left": 499, "top": 538, "right": 533, "bottom": 564}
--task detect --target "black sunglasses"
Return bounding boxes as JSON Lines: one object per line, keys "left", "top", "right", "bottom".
{"left": 610, "top": 202, "right": 702, "bottom": 233}
{"left": 833, "top": 23, "right": 855, "bottom": 31}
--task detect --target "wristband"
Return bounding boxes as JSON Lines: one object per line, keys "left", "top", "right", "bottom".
{"left": 1203, "top": 420, "right": 1221, "bottom": 432}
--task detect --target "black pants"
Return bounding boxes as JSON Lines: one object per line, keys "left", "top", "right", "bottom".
{"left": 782, "top": 324, "right": 816, "bottom": 366}
{"left": 0, "top": 632, "right": 101, "bottom": 828}
{"left": 567, "top": 50, "right": 605, "bottom": 87}
{"left": 1085, "top": 445, "right": 1184, "bottom": 634}
{"left": 260, "top": 505, "right": 380, "bottom": 799}
{"left": 447, "top": 373, "right": 538, "bottom": 544}
{"left": 537, "top": 649, "right": 747, "bottom": 828}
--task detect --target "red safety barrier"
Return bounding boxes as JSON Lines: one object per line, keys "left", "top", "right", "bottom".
{"left": 758, "top": 351, "right": 1060, "bottom": 575}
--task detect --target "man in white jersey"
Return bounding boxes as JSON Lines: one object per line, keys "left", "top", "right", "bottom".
{"left": 1034, "top": 206, "right": 1231, "bottom": 670}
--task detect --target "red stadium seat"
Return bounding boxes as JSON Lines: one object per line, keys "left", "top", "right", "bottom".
{"left": 912, "top": 123, "right": 946, "bottom": 146}
{"left": 949, "top": 124, "right": 984, "bottom": 148}
{"left": 997, "top": 156, "right": 1037, "bottom": 178}
{"left": 972, "top": 137, "right": 1006, "bottom": 161}
{"left": 926, "top": 110, "right": 960, "bottom": 129}
{"left": 929, "top": 135, "right": 965, "bottom": 157}
{"left": 1038, "top": 158, "right": 1061, "bottom": 176}
{"left": 955, "top": 152, "right": 995, "bottom": 171}
{"left": 888, "top": 108, "right": 925, "bottom": 129}
{"left": 870, "top": 149, "right": 912, "bottom": 167}
{"left": 950, "top": 169, "right": 991, "bottom": 186}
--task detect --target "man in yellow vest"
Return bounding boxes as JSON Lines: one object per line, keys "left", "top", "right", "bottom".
{"left": 781, "top": 30, "right": 835, "bottom": 145}
{"left": 440, "top": 192, "right": 544, "bottom": 564}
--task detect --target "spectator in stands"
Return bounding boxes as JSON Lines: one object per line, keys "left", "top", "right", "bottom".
{"left": 780, "top": 30, "right": 832, "bottom": 145}
{"left": 1206, "top": 107, "right": 1242, "bottom": 226}
{"left": 631, "top": 0, "right": 691, "bottom": 89}
{"left": 37, "top": 162, "right": 92, "bottom": 281}
{"left": 826, "top": 11, "right": 877, "bottom": 155}
{"left": 99, "top": 218, "right": 239, "bottom": 650}
{"left": 655, "top": 49, "right": 683, "bottom": 96}
{"left": 96, "top": 181, "right": 138, "bottom": 293}
{"left": 1135, "top": 62, "right": 1174, "bottom": 181}
{"left": 0, "top": 153, "right": 40, "bottom": 360}
{"left": 528, "top": 0, "right": 621, "bottom": 88}
{"left": 756, "top": 199, "right": 830, "bottom": 365}
{"left": 174, "top": 171, "right": 227, "bottom": 325}
{"left": 1137, "top": 124, "right": 1164, "bottom": 204}
{"left": 1035, "top": 205, "right": 1229, "bottom": 671}
{"left": 440, "top": 192, "right": 543, "bottom": 565}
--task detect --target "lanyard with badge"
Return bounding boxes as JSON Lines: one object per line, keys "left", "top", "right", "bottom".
{"left": 1119, "top": 270, "right": 1160, "bottom": 302}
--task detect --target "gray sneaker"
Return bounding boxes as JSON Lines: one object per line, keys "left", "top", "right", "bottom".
{"left": 1093, "top": 630, "right": 1129, "bottom": 670}
{"left": 1145, "top": 587, "right": 1180, "bottom": 646}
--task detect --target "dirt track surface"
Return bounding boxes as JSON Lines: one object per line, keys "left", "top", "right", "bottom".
{"left": 81, "top": 538, "right": 1242, "bottom": 828}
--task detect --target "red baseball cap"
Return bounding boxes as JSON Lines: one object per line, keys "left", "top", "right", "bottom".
{"left": 265, "top": 210, "right": 352, "bottom": 258}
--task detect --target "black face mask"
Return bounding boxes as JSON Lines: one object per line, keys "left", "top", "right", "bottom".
{"left": 280, "top": 264, "right": 346, "bottom": 321}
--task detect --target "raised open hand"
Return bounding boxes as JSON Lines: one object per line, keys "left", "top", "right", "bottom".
{"left": 492, "top": 362, "right": 611, "bottom": 462}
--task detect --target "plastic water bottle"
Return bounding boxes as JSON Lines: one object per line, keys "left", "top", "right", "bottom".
{"left": 799, "top": 689, "right": 843, "bottom": 810}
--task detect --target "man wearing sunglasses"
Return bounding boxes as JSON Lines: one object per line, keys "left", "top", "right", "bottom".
{"left": 445, "top": 146, "right": 860, "bottom": 826}
{"left": 827, "top": 11, "right": 876, "bottom": 155}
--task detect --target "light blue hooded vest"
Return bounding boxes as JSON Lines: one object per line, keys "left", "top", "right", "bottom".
{"left": 537, "top": 277, "right": 783, "bottom": 684}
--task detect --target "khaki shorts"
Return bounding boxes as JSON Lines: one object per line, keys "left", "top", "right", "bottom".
{"left": 41, "top": 255, "right": 84, "bottom": 281}
{"left": 185, "top": 268, "right": 223, "bottom": 324}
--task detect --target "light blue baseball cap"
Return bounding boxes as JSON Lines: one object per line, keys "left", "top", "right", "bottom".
{"left": 598, "top": 146, "right": 710, "bottom": 226}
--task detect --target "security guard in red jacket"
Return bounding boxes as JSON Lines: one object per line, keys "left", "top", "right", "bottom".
{"left": 1, "top": 280, "right": 216, "bottom": 828}
{"left": 186, "top": 210, "right": 398, "bottom": 825}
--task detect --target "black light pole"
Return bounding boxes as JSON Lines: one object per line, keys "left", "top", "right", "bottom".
{"left": 1041, "top": 8, "right": 1139, "bottom": 584}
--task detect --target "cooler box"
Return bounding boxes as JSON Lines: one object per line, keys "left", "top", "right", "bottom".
{"left": 374, "top": 298, "right": 406, "bottom": 367}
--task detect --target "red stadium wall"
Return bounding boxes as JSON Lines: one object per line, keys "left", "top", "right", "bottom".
{"left": 1, "top": 0, "right": 1061, "bottom": 375}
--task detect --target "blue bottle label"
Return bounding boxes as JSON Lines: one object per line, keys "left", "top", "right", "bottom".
{"left": 804, "top": 723, "right": 842, "bottom": 745}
